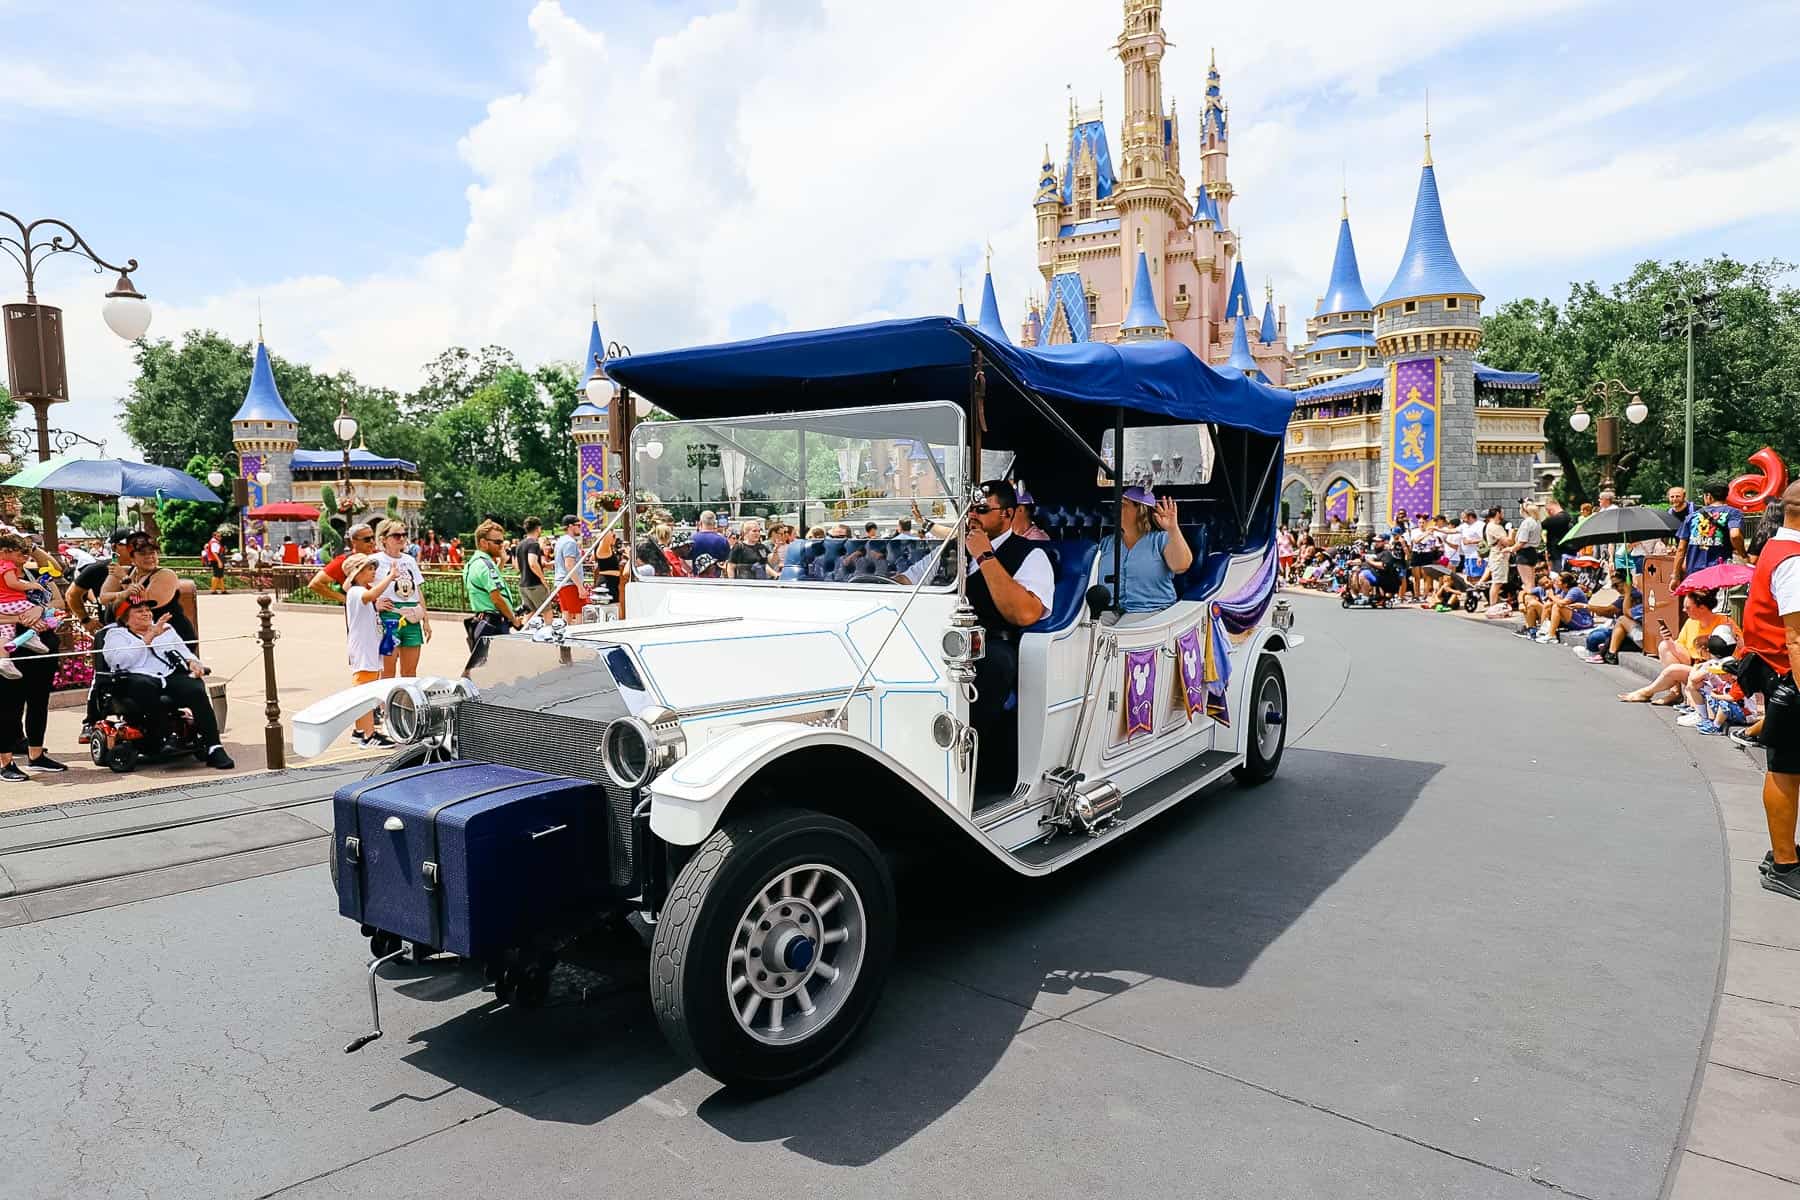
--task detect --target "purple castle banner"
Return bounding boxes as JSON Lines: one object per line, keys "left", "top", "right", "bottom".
{"left": 1124, "top": 646, "right": 1157, "bottom": 739}
{"left": 1175, "top": 626, "right": 1207, "bottom": 719}
{"left": 576, "top": 441, "right": 608, "bottom": 534}
{"left": 1323, "top": 478, "right": 1355, "bottom": 525}
{"left": 1388, "top": 358, "right": 1440, "bottom": 521}
{"left": 240, "top": 453, "right": 265, "bottom": 509}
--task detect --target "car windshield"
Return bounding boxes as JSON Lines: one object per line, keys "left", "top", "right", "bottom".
{"left": 629, "top": 401, "right": 967, "bottom": 584}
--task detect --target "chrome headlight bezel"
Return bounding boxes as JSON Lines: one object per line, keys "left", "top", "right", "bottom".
{"left": 383, "top": 682, "right": 460, "bottom": 746}
{"left": 600, "top": 705, "right": 686, "bottom": 790}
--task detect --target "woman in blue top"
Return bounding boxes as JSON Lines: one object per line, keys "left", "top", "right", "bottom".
{"left": 1097, "top": 486, "right": 1195, "bottom": 613}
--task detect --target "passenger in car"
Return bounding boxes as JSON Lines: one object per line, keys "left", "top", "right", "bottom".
{"left": 1096, "top": 486, "right": 1195, "bottom": 613}
{"left": 1011, "top": 482, "right": 1051, "bottom": 542}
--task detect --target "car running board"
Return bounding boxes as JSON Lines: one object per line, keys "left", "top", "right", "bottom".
{"left": 1008, "top": 748, "right": 1240, "bottom": 871}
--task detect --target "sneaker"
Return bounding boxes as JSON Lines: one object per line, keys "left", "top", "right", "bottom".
{"left": 353, "top": 730, "right": 396, "bottom": 749}
{"left": 0, "top": 656, "right": 20, "bottom": 681}
{"left": 205, "top": 747, "right": 235, "bottom": 770}
{"left": 22, "top": 753, "right": 66, "bottom": 774}
{"left": 1673, "top": 704, "right": 1696, "bottom": 715}
{"left": 1761, "top": 867, "right": 1800, "bottom": 901}
{"left": 1677, "top": 712, "right": 1704, "bottom": 727}
{"left": 1602, "top": 651, "right": 1620, "bottom": 665}
{"left": 1696, "top": 721, "right": 1725, "bottom": 735}
{"left": 1581, "top": 652, "right": 1605, "bottom": 664}
{"left": 8, "top": 631, "right": 45, "bottom": 654}
{"left": 1731, "top": 728, "right": 1764, "bottom": 750}
{"left": 1513, "top": 627, "right": 1534, "bottom": 639}
{"left": 1760, "top": 848, "right": 1800, "bottom": 876}
{"left": 0, "top": 762, "right": 29, "bottom": 783}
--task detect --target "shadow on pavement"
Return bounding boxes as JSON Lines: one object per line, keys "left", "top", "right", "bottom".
{"left": 386, "top": 745, "right": 1430, "bottom": 1166}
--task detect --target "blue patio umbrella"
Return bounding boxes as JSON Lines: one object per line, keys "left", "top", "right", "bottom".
{"left": 2, "top": 455, "right": 223, "bottom": 502}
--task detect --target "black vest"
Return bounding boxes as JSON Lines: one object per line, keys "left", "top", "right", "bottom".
{"left": 967, "top": 534, "right": 1044, "bottom": 633}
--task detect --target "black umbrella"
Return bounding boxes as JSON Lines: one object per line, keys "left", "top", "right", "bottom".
{"left": 1557, "top": 505, "right": 1681, "bottom": 552}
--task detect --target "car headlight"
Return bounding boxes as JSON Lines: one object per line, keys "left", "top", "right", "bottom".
{"left": 600, "top": 705, "right": 686, "bottom": 790}
{"left": 383, "top": 682, "right": 460, "bottom": 746}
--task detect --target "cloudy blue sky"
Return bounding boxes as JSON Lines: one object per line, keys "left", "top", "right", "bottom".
{"left": 4, "top": 0, "right": 1797, "bottom": 449}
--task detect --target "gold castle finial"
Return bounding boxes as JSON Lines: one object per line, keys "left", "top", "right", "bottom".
{"left": 985, "top": 242, "right": 993, "bottom": 274}
{"left": 1424, "top": 89, "right": 1433, "bottom": 166}
{"left": 256, "top": 297, "right": 263, "bottom": 344}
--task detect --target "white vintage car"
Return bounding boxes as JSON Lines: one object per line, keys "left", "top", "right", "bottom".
{"left": 299, "top": 316, "right": 1297, "bottom": 1087}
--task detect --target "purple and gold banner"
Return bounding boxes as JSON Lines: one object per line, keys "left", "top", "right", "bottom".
{"left": 1175, "top": 626, "right": 1207, "bottom": 719}
{"left": 240, "top": 453, "right": 266, "bottom": 509}
{"left": 576, "top": 441, "right": 608, "bottom": 534}
{"left": 1123, "top": 647, "right": 1157, "bottom": 739}
{"left": 1323, "top": 478, "right": 1356, "bottom": 525}
{"left": 1387, "top": 357, "right": 1440, "bottom": 521}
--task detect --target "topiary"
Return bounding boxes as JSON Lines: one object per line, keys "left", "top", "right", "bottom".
{"left": 318, "top": 484, "right": 344, "bottom": 553}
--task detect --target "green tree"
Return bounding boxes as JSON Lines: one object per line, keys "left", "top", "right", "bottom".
{"left": 1482, "top": 256, "right": 1800, "bottom": 503}
{"left": 157, "top": 453, "right": 229, "bottom": 553}
{"left": 465, "top": 469, "right": 561, "bottom": 530}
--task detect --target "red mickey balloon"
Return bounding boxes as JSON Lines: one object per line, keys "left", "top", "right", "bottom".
{"left": 1727, "top": 447, "right": 1788, "bottom": 513}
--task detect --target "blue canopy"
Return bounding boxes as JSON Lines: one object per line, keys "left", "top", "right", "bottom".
{"left": 2, "top": 456, "right": 221, "bottom": 502}
{"left": 605, "top": 316, "right": 1296, "bottom": 439}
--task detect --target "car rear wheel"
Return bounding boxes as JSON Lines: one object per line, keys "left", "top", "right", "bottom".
{"left": 650, "top": 807, "right": 894, "bottom": 1089}
{"left": 1232, "top": 653, "right": 1287, "bottom": 786}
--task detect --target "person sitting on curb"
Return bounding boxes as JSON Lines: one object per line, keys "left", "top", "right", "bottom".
{"left": 1618, "top": 589, "right": 1731, "bottom": 704}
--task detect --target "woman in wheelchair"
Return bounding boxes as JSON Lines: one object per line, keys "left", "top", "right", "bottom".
{"left": 96, "top": 598, "right": 233, "bottom": 770}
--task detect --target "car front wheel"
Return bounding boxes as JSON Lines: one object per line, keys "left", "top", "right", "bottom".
{"left": 650, "top": 806, "right": 895, "bottom": 1089}
{"left": 1232, "top": 653, "right": 1288, "bottom": 785}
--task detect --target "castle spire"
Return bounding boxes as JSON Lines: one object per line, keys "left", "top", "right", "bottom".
{"left": 976, "top": 267, "right": 1011, "bottom": 344}
{"left": 1423, "top": 89, "right": 1433, "bottom": 166}
{"left": 585, "top": 314, "right": 606, "bottom": 383}
{"left": 956, "top": 281, "right": 967, "bottom": 324}
{"left": 1225, "top": 258, "right": 1252, "bottom": 321}
{"left": 1377, "top": 146, "right": 1481, "bottom": 306}
{"left": 231, "top": 338, "right": 298, "bottom": 426}
{"left": 1225, "top": 311, "right": 1260, "bottom": 379}
{"left": 1120, "top": 250, "right": 1168, "bottom": 341}
{"left": 1261, "top": 281, "right": 1278, "bottom": 345}
{"left": 1317, "top": 202, "right": 1372, "bottom": 316}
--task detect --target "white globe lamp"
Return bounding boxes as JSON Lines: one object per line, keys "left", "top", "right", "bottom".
{"left": 333, "top": 411, "right": 359, "bottom": 444}
{"left": 101, "top": 273, "right": 152, "bottom": 341}
{"left": 1568, "top": 409, "right": 1591, "bottom": 434}
{"left": 585, "top": 371, "right": 616, "bottom": 408}
{"left": 255, "top": 469, "right": 272, "bottom": 487}
{"left": 1625, "top": 398, "right": 1649, "bottom": 425}
{"left": 206, "top": 470, "right": 225, "bottom": 488}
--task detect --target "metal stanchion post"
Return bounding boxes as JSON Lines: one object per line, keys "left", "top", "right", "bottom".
{"left": 257, "top": 594, "right": 285, "bottom": 769}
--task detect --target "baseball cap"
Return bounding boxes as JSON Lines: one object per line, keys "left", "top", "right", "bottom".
{"left": 563, "top": 514, "right": 580, "bottom": 526}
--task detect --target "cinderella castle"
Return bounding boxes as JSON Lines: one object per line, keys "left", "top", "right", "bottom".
{"left": 985, "top": 0, "right": 1548, "bottom": 533}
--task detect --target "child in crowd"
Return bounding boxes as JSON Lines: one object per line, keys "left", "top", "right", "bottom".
{"left": 1688, "top": 632, "right": 1750, "bottom": 735}
{"left": 341, "top": 553, "right": 397, "bottom": 749}
{"left": 0, "top": 533, "right": 59, "bottom": 680}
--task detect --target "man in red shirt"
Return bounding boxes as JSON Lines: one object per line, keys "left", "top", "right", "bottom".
{"left": 307, "top": 523, "right": 376, "bottom": 602}
{"left": 1745, "top": 483, "right": 1800, "bottom": 900}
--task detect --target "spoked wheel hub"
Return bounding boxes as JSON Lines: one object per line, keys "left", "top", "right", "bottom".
{"left": 1256, "top": 676, "right": 1285, "bottom": 760}
{"left": 729, "top": 864, "right": 864, "bottom": 1046}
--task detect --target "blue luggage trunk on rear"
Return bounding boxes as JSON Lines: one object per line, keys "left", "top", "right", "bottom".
{"left": 332, "top": 760, "right": 607, "bottom": 959}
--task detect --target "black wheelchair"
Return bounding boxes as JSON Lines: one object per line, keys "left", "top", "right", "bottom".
{"left": 84, "top": 667, "right": 213, "bottom": 773}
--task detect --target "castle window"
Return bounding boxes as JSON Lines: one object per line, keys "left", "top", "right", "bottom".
{"left": 1134, "top": 166, "right": 1143, "bottom": 179}
{"left": 1445, "top": 297, "right": 1459, "bottom": 310}
{"left": 1087, "top": 294, "right": 1099, "bottom": 323}
{"left": 1077, "top": 200, "right": 1092, "bottom": 219}
{"left": 1338, "top": 350, "right": 1349, "bottom": 360}
{"left": 1339, "top": 313, "right": 1349, "bottom": 323}
{"left": 1177, "top": 283, "right": 1187, "bottom": 298}
{"left": 1403, "top": 301, "right": 1418, "bottom": 314}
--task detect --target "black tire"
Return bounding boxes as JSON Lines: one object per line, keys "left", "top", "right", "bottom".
{"left": 109, "top": 743, "right": 137, "bottom": 774}
{"left": 650, "top": 807, "right": 895, "bottom": 1089}
{"left": 1232, "top": 653, "right": 1288, "bottom": 786}
{"left": 88, "top": 735, "right": 108, "bottom": 768}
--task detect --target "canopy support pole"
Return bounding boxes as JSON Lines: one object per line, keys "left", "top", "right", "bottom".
{"left": 1110, "top": 405, "right": 1124, "bottom": 613}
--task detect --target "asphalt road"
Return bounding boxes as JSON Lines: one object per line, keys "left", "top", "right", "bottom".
{"left": 0, "top": 597, "right": 1725, "bottom": 1200}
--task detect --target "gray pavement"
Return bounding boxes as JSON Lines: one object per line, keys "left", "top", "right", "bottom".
{"left": 0, "top": 597, "right": 1743, "bottom": 1199}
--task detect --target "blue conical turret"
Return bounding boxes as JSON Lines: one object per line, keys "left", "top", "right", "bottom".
{"left": 1226, "top": 313, "right": 1260, "bottom": 379}
{"left": 572, "top": 311, "right": 608, "bottom": 417}
{"left": 976, "top": 270, "right": 1011, "bottom": 344}
{"left": 1378, "top": 147, "right": 1481, "bottom": 306}
{"left": 231, "top": 340, "right": 298, "bottom": 426}
{"left": 1224, "top": 259, "right": 1252, "bottom": 321}
{"left": 955, "top": 284, "right": 967, "bottom": 323}
{"left": 1318, "top": 200, "right": 1372, "bottom": 316}
{"left": 1120, "top": 251, "right": 1168, "bottom": 341}
{"left": 1260, "top": 292, "right": 1278, "bottom": 345}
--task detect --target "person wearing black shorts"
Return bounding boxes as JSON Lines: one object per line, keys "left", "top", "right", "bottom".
{"left": 1743, "top": 483, "right": 1800, "bottom": 899}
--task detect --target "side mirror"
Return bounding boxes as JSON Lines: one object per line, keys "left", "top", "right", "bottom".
{"left": 1085, "top": 584, "right": 1112, "bottom": 620}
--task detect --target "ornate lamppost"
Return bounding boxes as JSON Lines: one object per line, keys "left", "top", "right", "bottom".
{"left": 1568, "top": 379, "right": 1649, "bottom": 495}
{"left": 1658, "top": 290, "right": 1725, "bottom": 495}
{"left": 0, "top": 213, "right": 149, "bottom": 540}
{"left": 332, "top": 398, "right": 359, "bottom": 523}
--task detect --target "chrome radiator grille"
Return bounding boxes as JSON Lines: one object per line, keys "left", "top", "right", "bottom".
{"left": 454, "top": 700, "right": 644, "bottom": 888}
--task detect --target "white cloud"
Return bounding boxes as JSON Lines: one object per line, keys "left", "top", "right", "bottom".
{"left": 0, "top": 53, "right": 252, "bottom": 126}
{"left": 37, "top": 0, "right": 1800, "bottom": 451}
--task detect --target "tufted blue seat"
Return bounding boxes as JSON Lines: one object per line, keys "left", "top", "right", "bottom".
{"left": 1029, "top": 539, "right": 1100, "bottom": 633}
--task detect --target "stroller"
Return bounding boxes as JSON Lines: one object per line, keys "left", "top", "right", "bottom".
{"left": 84, "top": 666, "right": 213, "bottom": 773}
